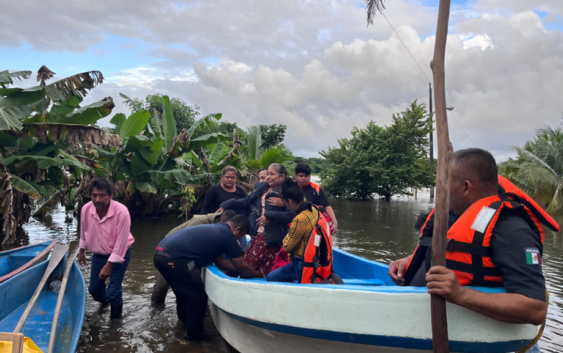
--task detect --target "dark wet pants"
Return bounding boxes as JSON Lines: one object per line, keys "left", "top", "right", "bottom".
{"left": 89, "top": 247, "right": 131, "bottom": 306}
{"left": 151, "top": 271, "right": 170, "bottom": 304}
{"left": 153, "top": 253, "right": 207, "bottom": 338}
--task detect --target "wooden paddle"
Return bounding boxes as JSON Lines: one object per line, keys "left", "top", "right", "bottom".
{"left": 47, "top": 243, "right": 79, "bottom": 353}
{"left": 13, "top": 243, "right": 69, "bottom": 334}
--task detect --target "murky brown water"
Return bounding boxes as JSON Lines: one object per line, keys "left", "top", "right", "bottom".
{"left": 10, "top": 191, "right": 563, "bottom": 353}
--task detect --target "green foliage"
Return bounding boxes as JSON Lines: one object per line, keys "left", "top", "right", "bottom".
{"left": 242, "top": 125, "right": 293, "bottom": 171}
{"left": 259, "top": 124, "right": 286, "bottom": 149}
{"left": 293, "top": 156, "right": 328, "bottom": 174}
{"left": 321, "top": 100, "right": 434, "bottom": 200}
{"left": 499, "top": 125, "right": 563, "bottom": 213}
{"left": 122, "top": 93, "right": 199, "bottom": 134}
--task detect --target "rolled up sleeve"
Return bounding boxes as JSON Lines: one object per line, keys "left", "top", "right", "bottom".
{"left": 108, "top": 211, "right": 132, "bottom": 264}
{"left": 79, "top": 206, "right": 88, "bottom": 250}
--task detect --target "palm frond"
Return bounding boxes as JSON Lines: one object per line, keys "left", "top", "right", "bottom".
{"left": 246, "top": 125, "right": 262, "bottom": 161}
{"left": 365, "top": 0, "right": 389, "bottom": 26}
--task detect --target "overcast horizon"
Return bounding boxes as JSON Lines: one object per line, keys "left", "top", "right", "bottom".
{"left": 2, "top": 0, "right": 563, "bottom": 161}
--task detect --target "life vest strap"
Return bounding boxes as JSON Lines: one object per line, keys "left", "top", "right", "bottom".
{"left": 446, "top": 239, "right": 492, "bottom": 257}
{"left": 419, "top": 237, "right": 432, "bottom": 247}
{"left": 446, "top": 259, "right": 503, "bottom": 277}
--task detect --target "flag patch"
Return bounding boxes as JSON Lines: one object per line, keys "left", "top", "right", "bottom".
{"left": 524, "top": 248, "right": 540, "bottom": 265}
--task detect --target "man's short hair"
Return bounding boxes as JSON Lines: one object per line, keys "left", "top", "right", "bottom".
{"left": 415, "top": 209, "right": 432, "bottom": 231}
{"left": 228, "top": 215, "right": 250, "bottom": 234}
{"left": 89, "top": 178, "right": 114, "bottom": 196}
{"left": 453, "top": 148, "right": 498, "bottom": 189}
{"left": 219, "top": 210, "right": 237, "bottom": 222}
{"left": 295, "top": 163, "right": 312, "bottom": 176}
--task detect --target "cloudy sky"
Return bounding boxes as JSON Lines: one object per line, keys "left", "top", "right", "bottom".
{"left": 2, "top": 0, "right": 563, "bottom": 160}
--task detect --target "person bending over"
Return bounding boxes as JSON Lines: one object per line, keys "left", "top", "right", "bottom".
{"left": 389, "top": 148, "right": 550, "bottom": 326}
{"left": 154, "top": 215, "right": 262, "bottom": 342}
{"left": 151, "top": 210, "right": 237, "bottom": 305}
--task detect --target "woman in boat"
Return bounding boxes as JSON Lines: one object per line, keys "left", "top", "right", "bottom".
{"left": 218, "top": 164, "right": 293, "bottom": 276}
{"left": 267, "top": 178, "right": 318, "bottom": 283}
{"left": 201, "top": 166, "right": 247, "bottom": 214}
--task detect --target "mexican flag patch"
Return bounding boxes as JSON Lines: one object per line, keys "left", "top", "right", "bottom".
{"left": 525, "top": 248, "right": 541, "bottom": 265}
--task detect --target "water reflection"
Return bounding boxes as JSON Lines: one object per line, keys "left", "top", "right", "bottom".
{"left": 8, "top": 191, "right": 563, "bottom": 353}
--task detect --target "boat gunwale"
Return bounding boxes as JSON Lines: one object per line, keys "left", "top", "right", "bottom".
{"left": 0, "top": 241, "right": 56, "bottom": 284}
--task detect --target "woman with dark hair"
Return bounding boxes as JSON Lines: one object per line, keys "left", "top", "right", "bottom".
{"left": 218, "top": 163, "right": 293, "bottom": 276}
{"left": 201, "top": 166, "right": 246, "bottom": 214}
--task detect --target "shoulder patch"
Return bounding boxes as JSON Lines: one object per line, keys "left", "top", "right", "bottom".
{"left": 524, "top": 248, "right": 541, "bottom": 265}
{"left": 471, "top": 206, "right": 497, "bottom": 233}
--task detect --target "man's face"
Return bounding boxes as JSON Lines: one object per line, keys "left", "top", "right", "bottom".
{"left": 258, "top": 170, "right": 268, "bottom": 183}
{"left": 448, "top": 163, "right": 473, "bottom": 216}
{"left": 91, "top": 188, "right": 111, "bottom": 210}
{"left": 232, "top": 227, "right": 246, "bottom": 240}
{"left": 295, "top": 172, "right": 310, "bottom": 188}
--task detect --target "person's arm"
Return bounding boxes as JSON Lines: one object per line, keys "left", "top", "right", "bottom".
{"left": 264, "top": 210, "right": 294, "bottom": 224}
{"left": 78, "top": 206, "right": 88, "bottom": 266}
{"left": 220, "top": 194, "right": 251, "bottom": 211}
{"left": 214, "top": 256, "right": 237, "bottom": 273}
{"left": 100, "top": 209, "right": 132, "bottom": 280}
{"left": 200, "top": 187, "right": 216, "bottom": 214}
{"left": 324, "top": 206, "right": 338, "bottom": 233}
{"left": 229, "top": 257, "right": 263, "bottom": 278}
{"left": 388, "top": 255, "right": 412, "bottom": 285}
{"left": 282, "top": 218, "right": 302, "bottom": 254}
{"left": 426, "top": 266, "right": 547, "bottom": 325}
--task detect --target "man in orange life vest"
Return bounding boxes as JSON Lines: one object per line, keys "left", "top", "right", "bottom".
{"left": 389, "top": 148, "right": 556, "bottom": 325}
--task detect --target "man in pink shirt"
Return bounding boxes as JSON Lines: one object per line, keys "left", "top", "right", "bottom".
{"left": 78, "top": 179, "right": 135, "bottom": 321}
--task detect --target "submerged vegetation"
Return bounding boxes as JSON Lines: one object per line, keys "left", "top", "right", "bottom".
{"left": 321, "top": 101, "right": 435, "bottom": 200}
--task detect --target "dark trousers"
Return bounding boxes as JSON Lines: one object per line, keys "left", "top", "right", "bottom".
{"left": 151, "top": 270, "right": 170, "bottom": 304}
{"left": 153, "top": 254, "right": 207, "bottom": 338}
{"left": 88, "top": 247, "right": 131, "bottom": 306}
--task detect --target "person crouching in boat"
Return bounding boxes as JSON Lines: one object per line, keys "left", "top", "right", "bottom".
{"left": 218, "top": 163, "right": 294, "bottom": 277}
{"left": 266, "top": 178, "right": 317, "bottom": 282}
{"left": 294, "top": 163, "right": 338, "bottom": 234}
{"left": 151, "top": 210, "right": 237, "bottom": 305}
{"left": 154, "top": 215, "right": 262, "bottom": 341}
{"left": 389, "top": 148, "right": 555, "bottom": 327}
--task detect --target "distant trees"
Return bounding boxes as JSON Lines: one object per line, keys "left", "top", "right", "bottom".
{"left": 320, "top": 100, "right": 435, "bottom": 200}
{"left": 500, "top": 125, "right": 563, "bottom": 213}
{"left": 259, "top": 124, "right": 287, "bottom": 150}
{"left": 122, "top": 93, "right": 200, "bottom": 134}
{"left": 293, "top": 157, "right": 328, "bottom": 174}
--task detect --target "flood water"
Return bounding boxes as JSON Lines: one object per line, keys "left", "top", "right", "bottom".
{"left": 11, "top": 190, "right": 563, "bottom": 353}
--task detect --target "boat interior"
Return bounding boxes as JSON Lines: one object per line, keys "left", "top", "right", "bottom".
{"left": 0, "top": 241, "right": 52, "bottom": 278}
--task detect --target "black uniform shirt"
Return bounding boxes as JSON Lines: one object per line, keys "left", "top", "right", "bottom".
{"left": 302, "top": 184, "right": 331, "bottom": 208}
{"left": 201, "top": 184, "right": 246, "bottom": 214}
{"left": 490, "top": 211, "right": 546, "bottom": 301}
{"left": 158, "top": 223, "right": 241, "bottom": 269}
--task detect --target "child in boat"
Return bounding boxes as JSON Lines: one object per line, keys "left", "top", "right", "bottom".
{"left": 266, "top": 178, "right": 318, "bottom": 283}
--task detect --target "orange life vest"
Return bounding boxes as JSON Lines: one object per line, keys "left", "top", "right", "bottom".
{"left": 310, "top": 182, "right": 320, "bottom": 193}
{"left": 403, "top": 176, "right": 559, "bottom": 287}
{"left": 301, "top": 205, "right": 336, "bottom": 284}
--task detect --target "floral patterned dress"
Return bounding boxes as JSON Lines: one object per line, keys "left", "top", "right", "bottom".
{"left": 244, "top": 193, "right": 281, "bottom": 276}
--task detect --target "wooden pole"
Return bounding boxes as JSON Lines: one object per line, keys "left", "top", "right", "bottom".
{"left": 430, "top": 0, "right": 453, "bottom": 352}
{"left": 429, "top": 83, "right": 435, "bottom": 200}
{"left": 48, "top": 243, "right": 80, "bottom": 353}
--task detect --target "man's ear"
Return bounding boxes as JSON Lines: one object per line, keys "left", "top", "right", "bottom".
{"left": 463, "top": 180, "right": 471, "bottom": 196}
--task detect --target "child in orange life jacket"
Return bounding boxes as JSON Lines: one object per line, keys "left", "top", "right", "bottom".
{"left": 266, "top": 178, "right": 319, "bottom": 283}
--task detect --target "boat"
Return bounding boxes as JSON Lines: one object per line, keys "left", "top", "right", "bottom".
{"left": 0, "top": 241, "right": 56, "bottom": 284}
{"left": 0, "top": 254, "right": 86, "bottom": 353}
{"left": 204, "top": 248, "right": 538, "bottom": 353}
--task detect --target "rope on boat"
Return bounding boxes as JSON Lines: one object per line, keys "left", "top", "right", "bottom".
{"left": 518, "top": 291, "right": 549, "bottom": 353}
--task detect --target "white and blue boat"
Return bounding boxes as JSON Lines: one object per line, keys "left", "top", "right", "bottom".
{"left": 204, "top": 248, "right": 538, "bottom": 353}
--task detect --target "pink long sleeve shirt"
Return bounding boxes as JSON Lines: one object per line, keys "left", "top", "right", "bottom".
{"left": 79, "top": 200, "right": 135, "bottom": 264}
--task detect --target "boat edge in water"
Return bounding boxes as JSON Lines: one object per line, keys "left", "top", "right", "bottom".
{"left": 0, "top": 256, "right": 86, "bottom": 353}
{"left": 204, "top": 248, "right": 537, "bottom": 353}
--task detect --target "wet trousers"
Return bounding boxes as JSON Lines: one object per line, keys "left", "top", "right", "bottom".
{"left": 153, "top": 253, "right": 207, "bottom": 338}
{"left": 88, "top": 247, "right": 131, "bottom": 306}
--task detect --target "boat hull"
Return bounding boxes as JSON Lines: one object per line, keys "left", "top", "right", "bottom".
{"left": 205, "top": 249, "right": 538, "bottom": 353}
{"left": 0, "top": 258, "right": 86, "bottom": 353}
{"left": 0, "top": 241, "right": 56, "bottom": 283}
